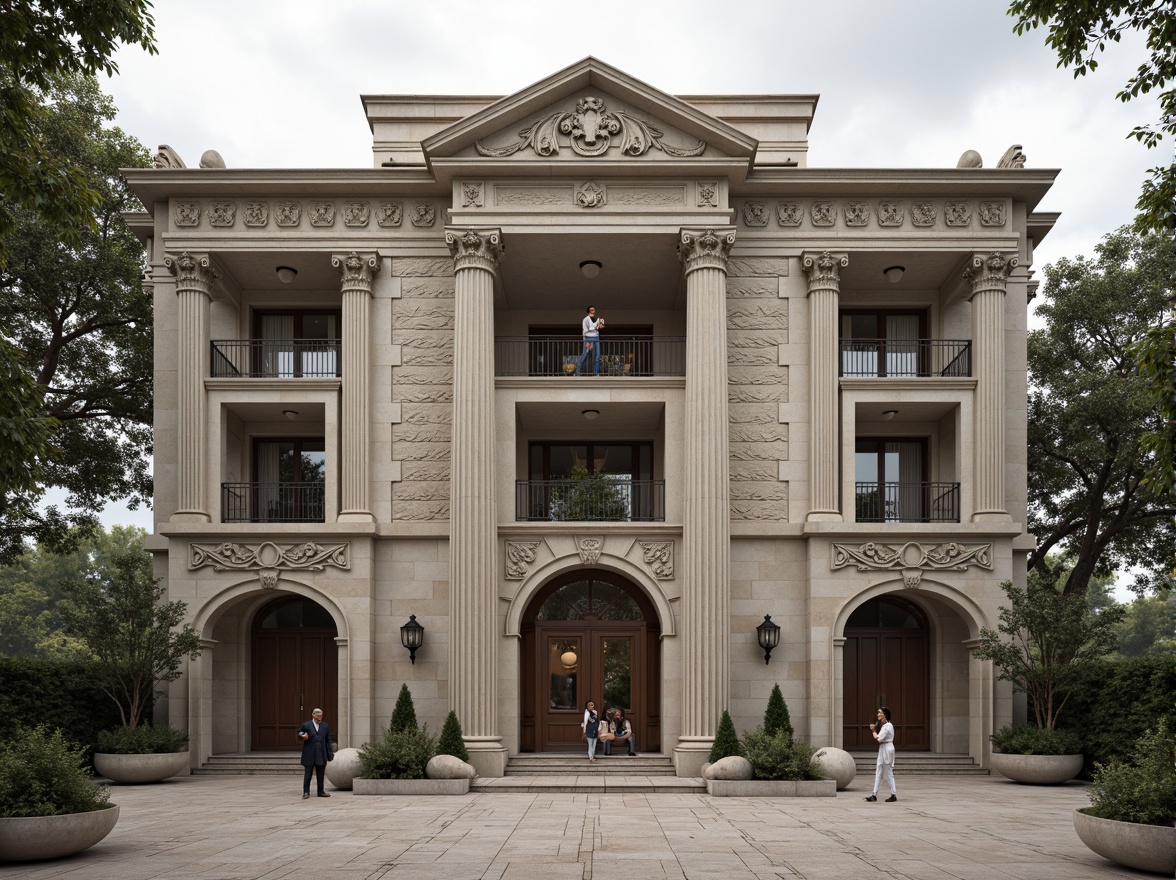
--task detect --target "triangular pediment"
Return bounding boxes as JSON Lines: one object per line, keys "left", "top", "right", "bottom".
{"left": 423, "top": 57, "right": 757, "bottom": 164}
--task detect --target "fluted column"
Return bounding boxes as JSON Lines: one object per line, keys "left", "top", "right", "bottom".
{"left": 964, "top": 253, "right": 1016, "bottom": 521}
{"left": 165, "top": 251, "right": 218, "bottom": 522}
{"left": 445, "top": 227, "right": 507, "bottom": 776}
{"left": 674, "top": 226, "right": 735, "bottom": 776}
{"left": 802, "top": 251, "right": 848, "bottom": 521}
{"left": 333, "top": 252, "right": 379, "bottom": 521}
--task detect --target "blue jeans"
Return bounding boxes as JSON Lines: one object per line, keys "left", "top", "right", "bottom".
{"left": 576, "top": 338, "right": 600, "bottom": 375}
{"left": 604, "top": 734, "right": 635, "bottom": 755}
{"left": 587, "top": 736, "right": 598, "bottom": 759}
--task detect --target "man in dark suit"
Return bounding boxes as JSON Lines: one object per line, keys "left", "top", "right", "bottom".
{"left": 298, "top": 707, "right": 334, "bottom": 799}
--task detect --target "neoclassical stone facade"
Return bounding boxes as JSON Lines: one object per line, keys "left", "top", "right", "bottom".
{"left": 126, "top": 59, "right": 1056, "bottom": 777}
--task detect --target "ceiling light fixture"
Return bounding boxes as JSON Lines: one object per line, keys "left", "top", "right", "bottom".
{"left": 883, "top": 265, "right": 905, "bottom": 284}
{"left": 276, "top": 266, "right": 298, "bottom": 283}
{"left": 282, "top": 410, "right": 299, "bottom": 420}
{"left": 579, "top": 260, "right": 602, "bottom": 279}
{"left": 882, "top": 409, "right": 898, "bottom": 420}
{"left": 581, "top": 409, "right": 600, "bottom": 420}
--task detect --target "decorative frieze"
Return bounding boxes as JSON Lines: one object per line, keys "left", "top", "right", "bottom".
{"left": 208, "top": 201, "right": 235, "bottom": 227}
{"left": 843, "top": 202, "right": 870, "bottom": 226}
{"left": 742, "top": 202, "right": 769, "bottom": 227}
{"left": 831, "top": 541, "right": 993, "bottom": 589}
{"left": 810, "top": 201, "right": 834, "bottom": 226}
{"left": 242, "top": 202, "right": 269, "bottom": 227}
{"left": 461, "top": 183, "right": 484, "bottom": 208}
{"left": 639, "top": 541, "right": 674, "bottom": 579}
{"left": 309, "top": 202, "right": 336, "bottom": 227}
{"left": 697, "top": 182, "right": 719, "bottom": 208}
{"left": 174, "top": 202, "right": 200, "bottom": 227}
{"left": 776, "top": 202, "right": 802, "bottom": 226}
{"left": 275, "top": 201, "right": 301, "bottom": 226}
{"left": 505, "top": 541, "right": 542, "bottom": 579}
{"left": 376, "top": 202, "right": 403, "bottom": 226}
{"left": 189, "top": 541, "right": 350, "bottom": 573}
{"left": 945, "top": 201, "right": 972, "bottom": 226}
{"left": 576, "top": 181, "right": 605, "bottom": 208}
{"left": 411, "top": 203, "right": 436, "bottom": 227}
{"left": 979, "top": 201, "right": 1006, "bottom": 226}
{"left": 878, "top": 202, "right": 903, "bottom": 226}
{"left": 343, "top": 202, "right": 370, "bottom": 226}
{"left": 911, "top": 202, "right": 937, "bottom": 226}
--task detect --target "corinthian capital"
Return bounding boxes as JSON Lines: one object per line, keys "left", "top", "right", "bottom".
{"left": 164, "top": 251, "right": 220, "bottom": 296}
{"left": 445, "top": 227, "right": 504, "bottom": 272}
{"left": 801, "top": 251, "right": 849, "bottom": 293}
{"left": 332, "top": 251, "right": 380, "bottom": 294}
{"left": 963, "top": 252, "right": 1018, "bottom": 298}
{"left": 677, "top": 226, "right": 736, "bottom": 274}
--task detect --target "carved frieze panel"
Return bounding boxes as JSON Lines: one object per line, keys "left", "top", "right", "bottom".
{"left": 878, "top": 202, "right": 903, "bottom": 226}
{"left": 577, "top": 536, "right": 603, "bottom": 565}
{"left": 776, "top": 202, "right": 802, "bottom": 226}
{"left": 343, "top": 202, "right": 370, "bottom": 226}
{"left": 979, "top": 201, "right": 1006, "bottom": 226}
{"left": 639, "top": 541, "right": 674, "bottom": 579}
{"left": 309, "top": 202, "right": 336, "bottom": 227}
{"left": 810, "top": 201, "right": 834, "bottom": 226}
{"left": 831, "top": 541, "right": 993, "bottom": 589}
{"left": 505, "top": 541, "right": 542, "bottom": 579}
{"left": 275, "top": 201, "right": 301, "bottom": 226}
{"left": 495, "top": 185, "right": 572, "bottom": 205}
{"left": 189, "top": 541, "right": 349, "bottom": 589}
{"left": 242, "top": 202, "right": 269, "bottom": 227}
{"left": 174, "top": 202, "right": 200, "bottom": 227}
{"left": 462, "top": 183, "right": 484, "bottom": 208}
{"left": 208, "top": 201, "right": 235, "bottom": 227}
{"left": 376, "top": 202, "right": 403, "bottom": 226}
{"left": 843, "top": 202, "right": 870, "bottom": 226}
{"left": 411, "top": 203, "right": 436, "bottom": 227}
{"left": 911, "top": 202, "right": 937, "bottom": 226}
{"left": 576, "top": 181, "right": 605, "bottom": 208}
{"left": 945, "top": 201, "right": 972, "bottom": 226}
{"left": 608, "top": 185, "right": 683, "bottom": 206}
{"left": 742, "top": 202, "right": 769, "bottom": 227}
{"left": 698, "top": 182, "right": 719, "bottom": 207}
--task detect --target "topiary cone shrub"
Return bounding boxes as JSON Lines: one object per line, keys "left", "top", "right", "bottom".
{"left": 390, "top": 683, "right": 418, "bottom": 734}
{"left": 763, "top": 684, "right": 793, "bottom": 738}
{"left": 709, "top": 710, "right": 743, "bottom": 763}
{"left": 437, "top": 711, "right": 469, "bottom": 763}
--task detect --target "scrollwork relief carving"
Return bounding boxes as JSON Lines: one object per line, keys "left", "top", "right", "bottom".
{"left": 639, "top": 541, "right": 674, "bottom": 579}
{"left": 577, "top": 536, "right": 603, "bottom": 565}
{"left": 844, "top": 202, "right": 870, "bottom": 226}
{"left": 462, "top": 183, "right": 483, "bottom": 208}
{"left": 776, "top": 202, "right": 802, "bottom": 226}
{"left": 979, "top": 201, "right": 1006, "bottom": 226}
{"left": 376, "top": 202, "right": 403, "bottom": 226}
{"left": 309, "top": 202, "right": 336, "bottom": 227}
{"left": 174, "top": 202, "right": 200, "bottom": 227}
{"left": 698, "top": 182, "right": 718, "bottom": 208}
{"left": 242, "top": 202, "right": 269, "bottom": 227}
{"left": 911, "top": 202, "right": 937, "bottom": 226}
{"left": 505, "top": 541, "right": 542, "bottom": 579}
{"left": 343, "top": 202, "right": 370, "bottom": 227}
{"left": 810, "top": 201, "right": 834, "bottom": 226}
{"left": 208, "top": 201, "right": 235, "bottom": 227}
{"left": 189, "top": 541, "right": 350, "bottom": 573}
{"left": 830, "top": 541, "right": 992, "bottom": 589}
{"left": 742, "top": 202, "right": 768, "bottom": 227}
{"left": 275, "top": 202, "right": 301, "bottom": 226}
{"left": 878, "top": 202, "right": 904, "bottom": 226}
{"left": 411, "top": 203, "right": 436, "bottom": 227}
{"left": 576, "top": 181, "right": 605, "bottom": 208}
{"left": 945, "top": 201, "right": 972, "bottom": 226}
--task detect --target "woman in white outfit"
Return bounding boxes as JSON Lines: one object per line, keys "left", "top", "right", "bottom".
{"left": 865, "top": 706, "right": 897, "bottom": 802}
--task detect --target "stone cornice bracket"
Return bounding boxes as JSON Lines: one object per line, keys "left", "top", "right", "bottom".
{"left": 445, "top": 227, "right": 504, "bottom": 273}
{"left": 963, "top": 252, "right": 1017, "bottom": 300}
{"left": 677, "top": 226, "right": 736, "bottom": 276}
{"left": 164, "top": 251, "right": 220, "bottom": 296}
{"left": 801, "top": 251, "right": 849, "bottom": 294}
{"left": 332, "top": 251, "right": 380, "bottom": 294}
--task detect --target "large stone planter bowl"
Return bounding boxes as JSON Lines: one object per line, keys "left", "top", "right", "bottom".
{"left": 1073, "top": 808, "right": 1176, "bottom": 874}
{"left": 990, "top": 752, "right": 1083, "bottom": 784}
{"left": 325, "top": 748, "right": 362, "bottom": 790}
{"left": 0, "top": 804, "right": 119, "bottom": 861}
{"left": 93, "top": 751, "right": 190, "bottom": 784}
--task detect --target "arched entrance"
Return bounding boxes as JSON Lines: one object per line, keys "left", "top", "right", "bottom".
{"left": 251, "top": 596, "right": 338, "bottom": 750}
{"left": 843, "top": 595, "right": 929, "bottom": 751}
{"left": 520, "top": 571, "right": 661, "bottom": 753}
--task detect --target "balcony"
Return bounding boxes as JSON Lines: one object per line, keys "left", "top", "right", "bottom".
{"left": 211, "top": 340, "right": 341, "bottom": 378}
{"left": 495, "top": 336, "right": 686, "bottom": 377}
{"left": 515, "top": 478, "right": 666, "bottom": 522}
{"left": 221, "top": 482, "right": 326, "bottom": 523}
{"left": 854, "top": 482, "right": 960, "bottom": 523}
{"left": 840, "top": 339, "right": 971, "bottom": 378}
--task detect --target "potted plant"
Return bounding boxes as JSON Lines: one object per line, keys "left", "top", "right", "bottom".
{"left": 1072, "top": 721, "right": 1176, "bottom": 874}
{"left": 972, "top": 576, "right": 1120, "bottom": 783}
{"left": 0, "top": 727, "right": 119, "bottom": 861}
{"left": 60, "top": 547, "right": 202, "bottom": 784}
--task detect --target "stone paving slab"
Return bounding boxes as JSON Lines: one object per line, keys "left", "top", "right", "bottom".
{"left": 1, "top": 773, "right": 1144, "bottom": 879}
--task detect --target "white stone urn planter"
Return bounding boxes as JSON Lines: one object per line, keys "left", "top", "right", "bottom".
{"left": 989, "top": 752, "right": 1083, "bottom": 785}
{"left": 93, "top": 751, "right": 190, "bottom": 784}
{"left": 706, "top": 779, "right": 836, "bottom": 797}
{"left": 0, "top": 804, "right": 120, "bottom": 861}
{"left": 1073, "top": 808, "right": 1176, "bottom": 875}
{"left": 353, "top": 778, "right": 469, "bottom": 795}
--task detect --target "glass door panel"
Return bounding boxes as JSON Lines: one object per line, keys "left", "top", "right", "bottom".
{"left": 601, "top": 637, "right": 632, "bottom": 713}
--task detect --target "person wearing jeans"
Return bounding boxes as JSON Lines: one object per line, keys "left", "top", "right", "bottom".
{"left": 582, "top": 700, "right": 600, "bottom": 763}
{"left": 603, "top": 708, "right": 636, "bottom": 756}
{"left": 575, "top": 306, "right": 603, "bottom": 375}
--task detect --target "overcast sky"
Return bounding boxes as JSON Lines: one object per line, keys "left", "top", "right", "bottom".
{"left": 93, "top": 0, "right": 1163, "bottom": 583}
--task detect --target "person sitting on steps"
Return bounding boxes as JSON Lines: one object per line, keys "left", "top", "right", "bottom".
{"left": 604, "top": 707, "right": 636, "bottom": 756}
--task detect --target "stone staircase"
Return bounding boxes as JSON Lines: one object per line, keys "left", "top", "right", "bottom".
{"left": 472, "top": 753, "right": 706, "bottom": 793}
{"left": 194, "top": 752, "right": 302, "bottom": 775}
{"left": 849, "top": 752, "right": 988, "bottom": 776}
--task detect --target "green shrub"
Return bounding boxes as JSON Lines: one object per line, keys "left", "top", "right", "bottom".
{"left": 96, "top": 723, "right": 189, "bottom": 754}
{"left": 437, "top": 710, "right": 469, "bottom": 763}
{"left": 390, "top": 683, "right": 418, "bottom": 734}
{"left": 742, "top": 729, "right": 820, "bottom": 781}
{"left": 990, "top": 724, "right": 1083, "bottom": 755}
{"left": 0, "top": 727, "right": 110, "bottom": 817}
{"left": 359, "top": 725, "right": 435, "bottom": 780}
{"left": 1087, "top": 720, "right": 1176, "bottom": 826}
{"left": 763, "top": 684, "right": 793, "bottom": 738}
{"left": 708, "top": 710, "right": 743, "bottom": 762}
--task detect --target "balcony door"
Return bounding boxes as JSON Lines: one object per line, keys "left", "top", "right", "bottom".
{"left": 524, "top": 442, "right": 658, "bottom": 522}
{"left": 251, "top": 438, "right": 325, "bottom": 523}
{"left": 840, "top": 310, "right": 925, "bottom": 377}
{"left": 254, "top": 309, "right": 340, "bottom": 378}
{"left": 855, "top": 438, "right": 927, "bottom": 523}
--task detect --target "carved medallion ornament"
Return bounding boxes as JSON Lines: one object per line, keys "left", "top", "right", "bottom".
{"left": 445, "top": 227, "right": 504, "bottom": 272}
{"left": 411, "top": 203, "right": 436, "bottom": 227}
{"left": 911, "top": 202, "right": 937, "bottom": 226}
{"left": 343, "top": 202, "right": 370, "bottom": 226}
{"left": 742, "top": 202, "right": 768, "bottom": 227}
{"left": 678, "top": 226, "right": 736, "bottom": 273}
{"left": 831, "top": 541, "right": 992, "bottom": 589}
{"left": 844, "top": 202, "right": 870, "bottom": 226}
{"left": 275, "top": 201, "right": 301, "bottom": 226}
{"left": 174, "top": 201, "right": 201, "bottom": 227}
{"left": 505, "top": 541, "right": 542, "bottom": 579}
{"left": 475, "top": 96, "right": 706, "bottom": 158}
{"left": 777, "top": 202, "right": 802, "bottom": 226}
{"left": 461, "top": 183, "right": 484, "bottom": 208}
{"left": 208, "top": 201, "right": 235, "bottom": 227}
{"left": 963, "top": 252, "right": 1018, "bottom": 295}
{"left": 577, "top": 536, "right": 603, "bottom": 565}
{"left": 309, "top": 202, "right": 336, "bottom": 227}
{"left": 945, "top": 201, "right": 972, "bottom": 226}
{"left": 698, "top": 183, "right": 719, "bottom": 208}
{"left": 979, "top": 201, "right": 1006, "bottom": 227}
{"left": 332, "top": 251, "right": 379, "bottom": 293}
{"left": 376, "top": 202, "right": 403, "bottom": 227}
{"left": 164, "top": 251, "right": 219, "bottom": 295}
{"left": 242, "top": 202, "right": 269, "bottom": 227}
{"left": 576, "top": 181, "right": 605, "bottom": 208}
{"left": 801, "top": 251, "right": 849, "bottom": 290}
{"left": 810, "top": 201, "right": 834, "bottom": 226}
{"left": 878, "top": 202, "right": 904, "bottom": 226}
{"left": 639, "top": 541, "right": 674, "bottom": 579}
{"left": 190, "top": 541, "right": 350, "bottom": 589}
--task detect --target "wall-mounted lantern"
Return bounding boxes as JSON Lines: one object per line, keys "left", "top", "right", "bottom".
{"left": 400, "top": 614, "right": 424, "bottom": 664}
{"left": 756, "top": 614, "right": 780, "bottom": 665}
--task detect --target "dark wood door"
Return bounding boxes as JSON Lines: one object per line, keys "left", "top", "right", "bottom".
{"left": 251, "top": 598, "right": 338, "bottom": 750}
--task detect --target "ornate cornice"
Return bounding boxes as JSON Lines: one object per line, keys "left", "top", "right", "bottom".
{"left": 963, "top": 252, "right": 1018, "bottom": 299}
{"left": 331, "top": 251, "right": 379, "bottom": 294}
{"left": 505, "top": 541, "right": 541, "bottom": 580}
{"left": 678, "top": 226, "right": 736, "bottom": 275}
{"left": 830, "top": 541, "right": 993, "bottom": 589}
{"left": 164, "top": 251, "right": 220, "bottom": 296}
{"left": 445, "top": 227, "right": 504, "bottom": 273}
{"left": 801, "top": 251, "right": 849, "bottom": 294}
{"left": 189, "top": 541, "right": 350, "bottom": 589}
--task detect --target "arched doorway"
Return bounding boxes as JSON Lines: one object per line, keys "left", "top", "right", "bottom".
{"left": 251, "top": 596, "right": 338, "bottom": 750}
{"left": 843, "top": 595, "right": 929, "bottom": 751}
{"left": 520, "top": 571, "right": 661, "bottom": 753}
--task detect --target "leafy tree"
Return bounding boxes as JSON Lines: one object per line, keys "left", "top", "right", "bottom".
{"left": 390, "top": 683, "right": 418, "bottom": 734}
{"left": 1026, "top": 228, "right": 1176, "bottom": 596}
{"left": 436, "top": 710, "right": 470, "bottom": 763}
{"left": 973, "top": 576, "right": 1123, "bottom": 731}
{"left": 58, "top": 544, "right": 201, "bottom": 729}
{"left": 1134, "top": 318, "right": 1176, "bottom": 497}
{"left": 550, "top": 465, "right": 630, "bottom": 521}
{"left": 1113, "top": 596, "right": 1176, "bottom": 657}
{"left": 708, "top": 709, "right": 743, "bottom": 762}
{"left": 763, "top": 684, "right": 793, "bottom": 738}
{"left": 0, "top": 76, "right": 153, "bottom": 562}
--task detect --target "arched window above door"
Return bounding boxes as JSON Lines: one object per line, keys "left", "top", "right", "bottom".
{"left": 255, "top": 596, "right": 336, "bottom": 630}
{"left": 536, "top": 578, "right": 643, "bottom": 621}
{"left": 846, "top": 596, "right": 927, "bottom": 630}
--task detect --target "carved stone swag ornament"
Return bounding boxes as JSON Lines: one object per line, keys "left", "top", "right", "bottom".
{"left": 189, "top": 541, "right": 350, "bottom": 590}
{"left": 830, "top": 541, "right": 993, "bottom": 589}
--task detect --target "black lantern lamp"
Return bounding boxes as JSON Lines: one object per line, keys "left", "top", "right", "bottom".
{"left": 400, "top": 614, "right": 424, "bottom": 664}
{"left": 756, "top": 614, "right": 780, "bottom": 664}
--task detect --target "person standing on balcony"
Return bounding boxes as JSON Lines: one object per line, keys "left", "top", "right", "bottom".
{"left": 576, "top": 306, "right": 604, "bottom": 376}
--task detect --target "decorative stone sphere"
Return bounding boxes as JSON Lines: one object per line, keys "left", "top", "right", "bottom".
{"left": 325, "top": 747, "right": 362, "bottom": 790}
{"left": 699, "top": 761, "right": 712, "bottom": 777}
{"left": 199, "top": 149, "right": 226, "bottom": 168}
{"left": 811, "top": 747, "right": 857, "bottom": 790}
{"left": 703, "top": 755, "right": 753, "bottom": 780}
{"left": 426, "top": 754, "right": 476, "bottom": 779}
{"left": 957, "top": 149, "right": 983, "bottom": 168}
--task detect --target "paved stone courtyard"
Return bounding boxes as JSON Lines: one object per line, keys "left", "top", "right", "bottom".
{"left": 5, "top": 773, "right": 1140, "bottom": 879}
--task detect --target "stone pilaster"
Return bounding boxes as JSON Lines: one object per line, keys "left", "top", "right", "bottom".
{"left": 673, "top": 226, "right": 735, "bottom": 777}
{"left": 445, "top": 227, "right": 507, "bottom": 777}
{"left": 165, "top": 252, "right": 218, "bottom": 522}
{"left": 802, "top": 251, "right": 848, "bottom": 521}
{"left": 964, "top": 253, "right": 1016, "bottom": 521}
{"left": 333, "top": 252, "right": 379, "bottom": 521}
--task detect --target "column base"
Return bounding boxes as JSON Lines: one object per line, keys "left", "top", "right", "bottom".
{"left": 806, "top": 511, "right": 843, "bottom": 522}
{"left": 464, "top": 739, "right": 508, "bottom": 778}
{"left": 170, "top": 511, "right": 211, "bottom": 523}
{"left": 337, "top": 510, "right": 376, "bottom": 523}
{"left": 673, "top": 738, "right": 714, "bottom": 778}
{"left": 971, "top": 511, "right": 1012, "bottom": 522}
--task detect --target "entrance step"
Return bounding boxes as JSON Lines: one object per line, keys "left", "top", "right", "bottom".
{"left": 476, "top": 753, "right": 703, "bottom": 793}
{"left": 195, "top": 752, "right": 301, "bottom": 775}
{"left": 506, "top": 753, "right": 677, "bottom": 776}
{"left": 849, "top": 752, "right": 989, "bottom": 776}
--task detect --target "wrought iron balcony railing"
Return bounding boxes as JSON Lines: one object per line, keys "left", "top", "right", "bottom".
{"left": 211, "top": 340, "right": 341, "bottom": 378}
{"left": 839, "top": 339, "right": 971, "bottom": 378}
{"left": 515, "top": 479, "right": 666, "bottom": 522}
{"left": 495, "top": 336, "right": 686, "bottom": 377}
{"left": 221, "top": 482, "right": 326, "bottom": 523}
{"left": 854, "top": 482, "right": 960, "bottom": 523}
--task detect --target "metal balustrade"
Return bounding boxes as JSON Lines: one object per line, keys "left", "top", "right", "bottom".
{"left": 515, "top": 479, "right": 666, "bottom": 522}
{"left": 210, "top": 340, "right": 342, "bottom": 378}
{"left": 839, "top": 339, "right": 971, "bottom": 378}
{"left": 854, "top": 482, "right": 960, "bottom": 523}
{"left": 221, "top": 482, "right": 326, "bottom": 523}
{"left": 495, "top": 336, "right": 686, "bottom": 377}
